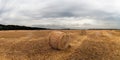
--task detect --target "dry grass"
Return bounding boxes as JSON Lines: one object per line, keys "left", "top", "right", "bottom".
{"left": 0, "top": 30, "right": 119, "bottom": 60}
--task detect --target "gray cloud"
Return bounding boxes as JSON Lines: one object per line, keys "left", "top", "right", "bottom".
{"left": 0, "top": 0, "right": 120, "bottom": 29}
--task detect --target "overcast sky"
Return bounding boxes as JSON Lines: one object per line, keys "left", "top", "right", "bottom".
{"left": 0, "top": 0, "right": 120, "bottom": 29}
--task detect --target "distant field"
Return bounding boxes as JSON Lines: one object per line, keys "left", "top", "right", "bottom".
{"left": 0, "top": 30, "right": 120, "bottom": 60}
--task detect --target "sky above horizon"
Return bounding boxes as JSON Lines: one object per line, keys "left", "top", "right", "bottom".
{"left": 0, "top": 0, "right": 120, "bottom": 29}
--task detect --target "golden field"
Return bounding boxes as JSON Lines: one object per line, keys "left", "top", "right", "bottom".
{"left": 0, "top": 30, "right": 120, "bottom": 60}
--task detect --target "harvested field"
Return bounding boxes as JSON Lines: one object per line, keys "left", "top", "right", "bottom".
{"left": 0, "top": 30, "right": 120, "bottom": 60}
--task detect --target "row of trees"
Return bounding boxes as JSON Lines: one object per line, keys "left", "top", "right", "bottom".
{"left": 0, "top": 24, "right": 47, "bottom": 30}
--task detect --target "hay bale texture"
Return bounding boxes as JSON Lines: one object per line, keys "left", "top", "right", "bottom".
{"left": 49, "top": 31, "right": 70, "bottom": 50}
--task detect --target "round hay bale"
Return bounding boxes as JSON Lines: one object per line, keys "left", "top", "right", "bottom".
{"left": 80, "top": 30, "right": 87, "bottom": 35}
{"left": 48, "top": 31, "right": 71, "bottom": 50}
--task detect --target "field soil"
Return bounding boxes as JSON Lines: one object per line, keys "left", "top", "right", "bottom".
{"left": 0, "top": 30, "right": 120, "bottom": 60}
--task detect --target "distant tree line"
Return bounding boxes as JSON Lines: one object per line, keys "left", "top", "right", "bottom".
{"left": 0, "top": 24, "right": 118, "bottom": 30}
{"left": 0, "top": 24, "right": 48, "bottom": 30}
